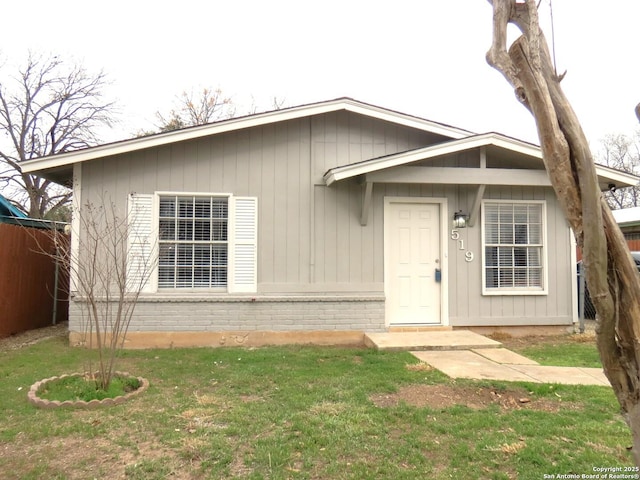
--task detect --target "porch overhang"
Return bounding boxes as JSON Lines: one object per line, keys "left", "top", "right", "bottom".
{"left": 323, "top": 133, "right": 639, "bottom": 190}
{"left": 324, "top": 133, "right": 640, "bottom": 226}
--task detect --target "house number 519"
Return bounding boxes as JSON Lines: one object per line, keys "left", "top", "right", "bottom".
{"left": 450, "top": 229, "right": 474, "bottom": 263}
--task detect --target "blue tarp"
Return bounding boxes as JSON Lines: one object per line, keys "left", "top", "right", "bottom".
{"left": 0, "top": 193, "right": 66, "bottom": 230}
{"left": 0, "top": 194, "right": 27, "bottom": 219}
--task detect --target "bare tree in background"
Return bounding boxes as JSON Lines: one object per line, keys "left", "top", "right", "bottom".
{"left": 152, "top": 89, "right": 287, "bottom": 134}
{"left": 486, "top": 0, "right": 640, "bottom": 465}
{"left": 0, "top": 53, "right": 114, "bottom": 219}
{"left": 156, "top": 87, "right": 235, "bottom": 132}
{"left": 246, "top": 95, "right": 287, "bottom": 115}
{"left": 598, "top": 132, "right": 640, "bottom": 209}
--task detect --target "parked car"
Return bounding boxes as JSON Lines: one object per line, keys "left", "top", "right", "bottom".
{"left": 578, "top": 252, "right": 640, "bottom": 318}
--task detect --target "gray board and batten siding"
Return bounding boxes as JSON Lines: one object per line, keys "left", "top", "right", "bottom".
{"left": 80, "top": 111, "right": 441, "bottom": 287}
{"left": 71, "top": 109, "right": 574, "bottom": 336}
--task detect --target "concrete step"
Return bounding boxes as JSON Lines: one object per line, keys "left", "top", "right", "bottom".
{"left": 388, "top": 326, "right": 453, "bottom": 333}
{"left": 364, "top": 330, "right": 502, "bottom": 352}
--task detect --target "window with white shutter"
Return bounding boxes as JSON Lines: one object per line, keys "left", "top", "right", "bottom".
{"left": 482, "top": 200, "right": 547, "bottom": 295}
{"left": 133, "top": 193, "right": 258, "bottom": 293}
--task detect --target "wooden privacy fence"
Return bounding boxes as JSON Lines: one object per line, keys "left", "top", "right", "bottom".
{"left": 0, "top": 223, "right": 69, "bottom": 338}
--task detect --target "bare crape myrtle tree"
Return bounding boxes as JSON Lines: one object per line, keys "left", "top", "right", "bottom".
{"left": 48, "top": 197, "right": 155, "bottom": 391}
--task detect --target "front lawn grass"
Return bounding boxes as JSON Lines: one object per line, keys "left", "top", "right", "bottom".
{"left": 0, "top": 336, "right": 632, "bottom": 479}
{"left": 505, "top": 334, "right": 602, "bottom": 368}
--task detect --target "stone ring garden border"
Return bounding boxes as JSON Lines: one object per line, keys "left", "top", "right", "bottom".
{"left": 28, "top": 372, "right": 149, "bottom": 409}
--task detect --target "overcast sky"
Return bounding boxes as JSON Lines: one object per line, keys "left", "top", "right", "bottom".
{"left": 1, "top": 1, "right": 638, "bottom": 148}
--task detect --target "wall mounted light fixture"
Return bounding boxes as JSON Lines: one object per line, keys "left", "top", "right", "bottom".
{"left": 453, "top": 210, "right": 468, "bottom": 229}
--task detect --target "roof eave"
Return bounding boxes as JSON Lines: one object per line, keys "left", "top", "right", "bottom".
{"left": 595, "top": 164, "right": 640, "bottom": 189}
{"left": 324, "top": 134, "right": 640, "bottom": 188}
{"left": 22, "top": 97, "right": 473, "bottom": 176}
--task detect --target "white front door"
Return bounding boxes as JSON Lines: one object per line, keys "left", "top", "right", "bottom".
{"left": 386, "top": 201, "right": 442, "bottom": 325}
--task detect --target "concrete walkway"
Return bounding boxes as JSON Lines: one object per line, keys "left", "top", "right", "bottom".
{"left": 364, "top": 330, "right": 609, "bottom": 386}
{"left": 411, "top": 348, "right": 610, "bottom": 386}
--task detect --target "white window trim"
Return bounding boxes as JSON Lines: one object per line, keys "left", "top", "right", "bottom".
{"left": 155, "top": 192, "right": 233, "bottom": 292}
{"left": 481, "top": 199, "right": 548, "bottom": 296}
{"left": 69, "top": 163, "right": 82, "bottom": 294}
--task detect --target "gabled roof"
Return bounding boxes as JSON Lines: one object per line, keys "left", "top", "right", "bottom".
{"left": 20, "top": 96, "right": 639, "bottom": 192}
{"left": 21, "top": 97, "right": 473, "bottom": 183}
{"left": 324, "top": 133, "right": 539, "bottom": 185}
{"left": 323, "top": 133, "right": 640, "bottom": 190}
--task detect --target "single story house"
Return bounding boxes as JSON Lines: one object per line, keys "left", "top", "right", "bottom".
{"left": 21, "top": 98, "right": 639, "bottom": 347}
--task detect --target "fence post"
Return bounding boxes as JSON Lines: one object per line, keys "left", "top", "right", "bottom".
{"left": 578, "top": 262, "right": 585, "bottom": 334}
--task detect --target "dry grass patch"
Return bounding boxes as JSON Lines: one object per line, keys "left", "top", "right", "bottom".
{"left": 193, "top": 391, "right": 221, "bottom": 406}
{"left": 485, "top": 441, "right": 527, "bottom": 455}
{"left": 370, "top": 384, "right": 573, "bottom": 412}
{"left": 309, "top": 400, "right": 349, "bottom": 416}
{"left": 571, "top": 332, "right": 597, "bottom": 343}
{"left": 405, "top": 362, "right": 433, "bottom": 372}
{"left": 1, "top": 434, "right": 188, "bottom": 480}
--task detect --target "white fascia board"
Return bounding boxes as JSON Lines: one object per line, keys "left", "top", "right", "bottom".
{"left": 322, "top": 129, "right": 639, "bottom": 189}
{"left": 22, "top": 102, "right": 344, "bottom": 173}
{"left": 342, "top": 102, "right": 471, "bottom": 140}
{"left": 21, "top": 98, "right": 473, "bottom": 175}
{"left": 487, "top": 135, "right": 542, "bottom": 157}
{"left": 324, "top": 133, "right": 541, "bottom": 185}
{"left": 594, "top": 164, "right": 639, "bottom": 188}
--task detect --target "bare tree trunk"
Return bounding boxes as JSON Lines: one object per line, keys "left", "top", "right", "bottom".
{"left": 486, "top": 0, "right": 640, "bottom": 465}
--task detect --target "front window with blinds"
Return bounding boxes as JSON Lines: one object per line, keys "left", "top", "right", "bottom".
{"left": 158, "top": 195, "right": 228, "bottom": 289}
{"left": 483, "top": 201, "right": 546, "bottom": 294}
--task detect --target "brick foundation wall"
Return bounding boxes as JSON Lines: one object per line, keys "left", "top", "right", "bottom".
{"left": 69, "top": 294, "right": 386, "bottom": 337}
